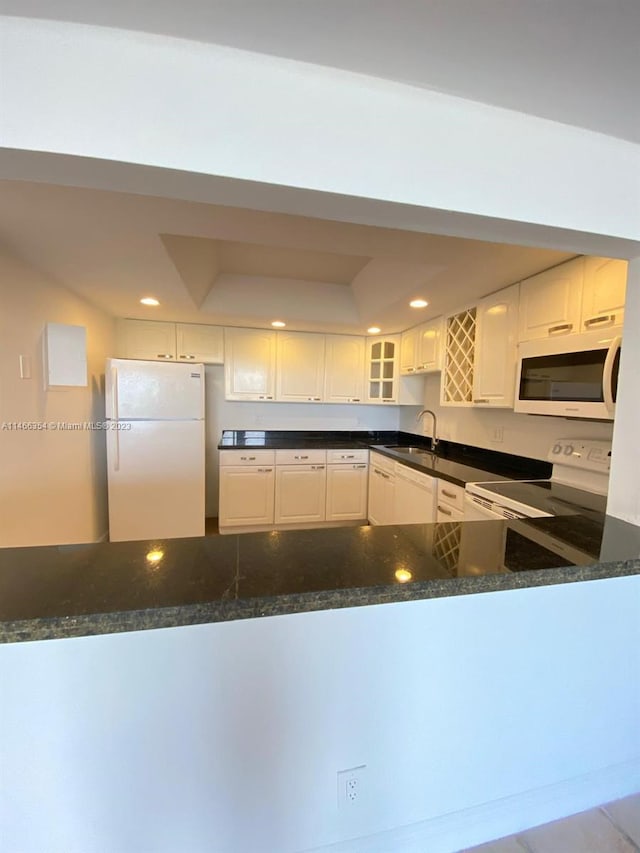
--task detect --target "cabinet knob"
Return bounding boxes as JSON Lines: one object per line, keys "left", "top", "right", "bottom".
{"left": 473, "top": 398, "right": 489, "bottom": 404}
{"left": 179, "top": 354, "right": 196, "bottom": 359}
{"left": 441, "top": 489, "right": 457, "bottom": 499}
{"left": 437, "top": 505, "right": 453, "bottom": 517}
{"left": 157, "top": 353, "right": 174, "bottom": 359}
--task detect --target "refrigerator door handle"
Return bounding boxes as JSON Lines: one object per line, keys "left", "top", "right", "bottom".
{"left": 113, "top": 428, "right": 120, "bottom": 472}
{"left": 110, "top": 366, "right": 119, "bottom": 421}
{"left": 110, "top": 366, "right": 120, "bottom": 471}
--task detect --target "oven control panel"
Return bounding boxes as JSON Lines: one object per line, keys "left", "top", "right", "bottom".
{"left": 548, "top": 439, "right": 611, "bottom": 472}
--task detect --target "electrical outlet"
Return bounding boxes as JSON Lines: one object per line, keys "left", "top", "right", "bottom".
{"left": 492, "top": 426, "right": 504, "bottom": 443}
{"left": 337, "top": 765, "right": 366, "bottom": 808}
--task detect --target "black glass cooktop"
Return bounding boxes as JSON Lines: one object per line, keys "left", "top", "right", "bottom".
{"left": 474, "top": 479, "right": 608, "bottom": 517}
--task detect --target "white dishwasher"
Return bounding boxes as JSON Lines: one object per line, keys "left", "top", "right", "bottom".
{"left": 394, "top": 462, "right": 437, "bottom": 524}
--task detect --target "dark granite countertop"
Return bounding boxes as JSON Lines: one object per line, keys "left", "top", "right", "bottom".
{"left": 1, "top": 515, "right": 638, "bottom": 644}
{"left": 219, "top": 430, "right": 551, "bottom": 486}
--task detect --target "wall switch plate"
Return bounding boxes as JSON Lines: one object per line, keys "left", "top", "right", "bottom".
{"left": 337, "top": 765, "right": 366, "bottom": 808}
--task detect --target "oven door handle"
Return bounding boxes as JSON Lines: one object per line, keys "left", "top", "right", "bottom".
{"left": 602, "top": 336, "right": 621, "bottom": 416}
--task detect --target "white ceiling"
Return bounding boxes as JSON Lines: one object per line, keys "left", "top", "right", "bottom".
{"left": 0, "top": 181, "right": 574, "bottom": 334}
{"left": 2, "top": 0, "right": 639, "bottom": 143}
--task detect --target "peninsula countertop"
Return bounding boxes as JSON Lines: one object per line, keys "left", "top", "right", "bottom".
{"left": 2, "top": 516, "right": 639, "bottom": 645}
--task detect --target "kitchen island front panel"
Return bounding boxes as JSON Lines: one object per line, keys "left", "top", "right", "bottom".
{"left": 2, "top": 516, "right": 639, "bottom": 644}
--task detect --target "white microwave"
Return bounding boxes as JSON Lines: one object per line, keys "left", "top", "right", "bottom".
{"left": 514, "top": 328, "right": 621, "bottom": 420}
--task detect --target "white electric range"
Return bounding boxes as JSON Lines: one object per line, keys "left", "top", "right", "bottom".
{"left": 465, "top": 439, "right": 611, "bottom": 522}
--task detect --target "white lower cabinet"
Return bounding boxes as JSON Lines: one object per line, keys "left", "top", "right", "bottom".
{"left": 220, "top": 448, "right": 371, "bottom": 532}
{"left": 368, "top": 453, "right": 396, "bottom": 525}
{"left": 436, "top": 480, "right": 465, "bottom": 522}
{"left": 275, "top": 464, "right": 327, "bottom": 525}
{"left": 219, "top": 466, "right": 275, "bottom": 530}
{"left": 326, "top": 462, "right": 368, "bottom": 521}
{"left": 394, "top": 464, "right": 437, "bottom": 523}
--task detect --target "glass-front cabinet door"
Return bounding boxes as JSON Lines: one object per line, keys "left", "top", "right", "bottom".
{"left": 366, "top": 337, "right": 399, "bottom": 403}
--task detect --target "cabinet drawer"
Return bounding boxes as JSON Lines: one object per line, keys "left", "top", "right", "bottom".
{"left": 219, "top": 449, "right": 275, "bottom": 466}
{"left": 437, "top": 481, "right": 465, "bottom": 511}
{"left": 436, "top": 503, "right": 464, "bottom": 522}
{"left": 326, "top": 448, "right": 368, "bottom": 464}
{"left": 369, "top": 451, "right": 395, "bottom": 474}
{"left": 276, "top": 449, "right": 327, "bottom": 465}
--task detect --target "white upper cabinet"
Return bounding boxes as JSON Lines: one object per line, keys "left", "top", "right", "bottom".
{"left": 473, "top": 284, "right": 520, "bottom": 407}
{"left": 366, "top": 336, "right": 400, "bottom": 403}
{"left": 115, "top": 319, "right": 177, "bottom": 361}
{"left": 517, "top": 258, "right": 584, "bottom": 342}
{"left": 581, "top": 257, "right": 627, "bottom": 331}
{"left": 276, "top": 331, "right": 326, "bottom": 402}
{"left": 224, "top": 327, "right": 277, "bottom": 401}
{"left": 417, "top": 318, "right": 443, "bottom": 372}
{"left": 324, "top": 335, "right": 364, "bottom": 403}
{"left": 400, "top": 318, "right": 443, "bottom": 374}
{"left": 400, "top": 327, "right": 420, "bottom": 374}
{"left": 176, "top": 323, "right": 223, "bottom": 364}
{"left": 117, "top": 319, "right": 223, "bottom": 363}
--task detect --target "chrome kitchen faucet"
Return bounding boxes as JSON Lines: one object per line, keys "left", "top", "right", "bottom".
{"left": 416, "top": 409, "right": 439, "bottom": 452}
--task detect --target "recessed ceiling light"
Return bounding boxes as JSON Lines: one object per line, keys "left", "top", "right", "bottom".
{"left": 140, "top": 297, "right": 160, "bottom": 306}
{"left": 271, "top": 320, "right": 286, "bottom": 328}
{"left": 367, "top": 326, "right": 381, "bottom": 334}
{"left": 409, "top": 299, "right": 429, "bottom": 309}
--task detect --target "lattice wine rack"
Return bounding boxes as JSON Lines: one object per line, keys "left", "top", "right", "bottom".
{"left": 443, "top": 307, "right": 476, "bottom": 404}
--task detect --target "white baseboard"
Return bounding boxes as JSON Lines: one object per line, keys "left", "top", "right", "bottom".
{"left": 306, "top": 758, "right": 640, "bottom": 853}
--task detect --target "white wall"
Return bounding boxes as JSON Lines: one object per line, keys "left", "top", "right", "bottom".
{"left": 204, "top": 365, "right": 399, "bottom": 516}
{"left": 399, "top": 375, "right": 614, "bottom": 463}
{"left": 608, "top": 257, "right": 640, "bottom": 524}
{"left": 1, "top": 575, "right": 638, "bottom": 853}
{"left": 0, "top": 248, "right": 114, "bottom": 546}
{"left": 1, "top": 17, "right": 639, "bottom": 247}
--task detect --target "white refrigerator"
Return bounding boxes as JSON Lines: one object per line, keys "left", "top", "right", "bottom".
{"left": 105, "top": 358, "right": 206, "bottom": 542}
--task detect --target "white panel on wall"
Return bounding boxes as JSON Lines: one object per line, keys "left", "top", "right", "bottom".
{"left": 43, "top": 322, "right": 88, "bottom": 388}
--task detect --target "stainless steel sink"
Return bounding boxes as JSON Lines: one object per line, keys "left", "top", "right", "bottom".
{"left": 385, "top": 445, "right": 435, "bottom": 457}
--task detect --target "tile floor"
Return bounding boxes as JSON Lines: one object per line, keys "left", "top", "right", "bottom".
{"left": 463, "top": 793, "right": 640, "bottom": 852}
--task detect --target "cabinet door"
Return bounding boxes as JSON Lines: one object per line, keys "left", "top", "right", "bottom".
{"left": 324, "top": 335, "right": 365, "bottom": 402}
{"left": 276, "top": 332, "right": 326, "bottom": 402}
{"left": 366, "top": 337, "right": 399, "bottom": 403}
{"left": 176, "top": 323, "right": 223, "bottom": 364}
{"left": 224, "top": 328, "right": 276, "bottom": 400}
{"left": 219, "top": 466, "right": 275, "bottom": 527}
{"left": 518, "top": 258, "right": 583, "bottom": 342}
{"left": 368, "top": 464, "right": 395, "bottom": 524}
{"left": 436, "top": 503, "right": 464, "bottom": 523}
{"left": 326, "top": 464, "right": 368, "bottom": 521}
{"left": 473, "top": 284, "right": 519, "bottom": 407}
{"left": 400, "top": 327, "right": 419, "bottom": 374}
{"left": 417, "top": 318, "right": 443, "bottom": 372}
{"left": 275, "top": 465, "right": 327, "bottom": 524}
{"left": 115, "top": 319, "right": 177, "bottom": 361}
{"left": 368, "top": 465, "right": 385, "bottom": 525}
{"left": 581, "top": 257, "right": 627, "bottom": 331}
{"left": 394, "top": 469, "right": 436, "bottom": 523}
